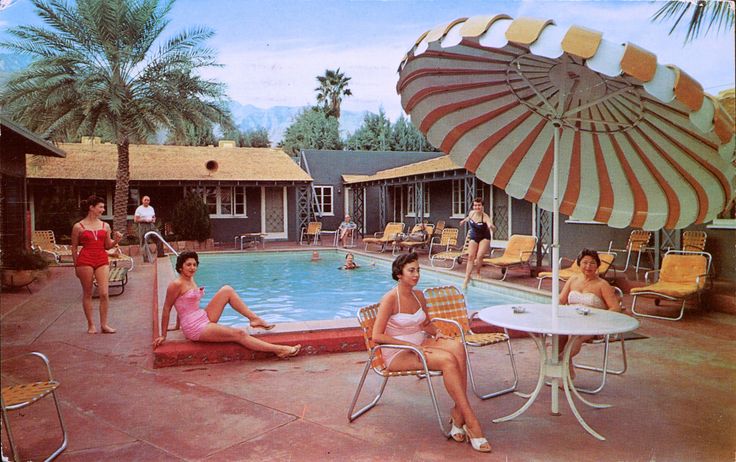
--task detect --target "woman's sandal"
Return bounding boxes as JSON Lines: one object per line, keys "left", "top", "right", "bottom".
{"left": 276, "top": 344, "right": 301, "bottom": 359}
{"left": 448, "top": 419, "right": 466, "bottom": 442}
{"left": 462, "top": 425, "right": 492, "bottom": 453}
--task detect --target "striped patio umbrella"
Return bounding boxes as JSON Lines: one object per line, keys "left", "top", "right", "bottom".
{"left": 397, "top": 14, "right": 735, "bottom": 315}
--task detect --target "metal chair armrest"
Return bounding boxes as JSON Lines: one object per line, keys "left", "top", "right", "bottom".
{"left": 644, "top": 269, "right": 661, "bottom": 283}
{"left": 373, "top": 343, "right": 433, "bottom": 369}
{"left": 489, "top": 248, "right": 503, "bottom": 257}
{"left": 429, "top": 317, "right": 466, "bottom": 342}
{"left": 0, "top": 351, "right": 55, "bottom": 382}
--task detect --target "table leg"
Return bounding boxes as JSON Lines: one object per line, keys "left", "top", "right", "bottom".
{"left": 493, "top": 333, "right": 547, "bottom": 423}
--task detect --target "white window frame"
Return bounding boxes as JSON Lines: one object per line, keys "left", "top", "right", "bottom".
{"left": 314, "top": 185, "right": 335, "bottom": 217}
{"left": 406, "top": 185, "right": 430, "bottom": 218}
{"left": 186, "top": 186, "right": 248, "bottom": 218}
{"left": 451, "top": 180, "right": 465, "bottom": 218}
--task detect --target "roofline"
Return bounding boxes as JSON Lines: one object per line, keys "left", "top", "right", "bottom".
{"left": 1, "top": 116, "right": 66, "bottom": 158}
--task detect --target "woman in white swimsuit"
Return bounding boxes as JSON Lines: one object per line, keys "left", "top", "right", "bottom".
{"left": 559, "top": 249, "right": 621, "bottom": 378}
{"left": 372, "top": 253, "right": 492, "bottom": 453}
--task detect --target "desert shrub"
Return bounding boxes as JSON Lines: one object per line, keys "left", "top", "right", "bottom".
{"left": 171, "top": 192, "right": 211, "bottom": 241}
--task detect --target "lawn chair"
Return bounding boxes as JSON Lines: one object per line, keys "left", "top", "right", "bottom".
{"left": 1, "top": 352, "right": 68, "bottom": 462}
{"left": 31, "top": 230, "right": 73, "bottom": 264}
{"left": 299, "top": 222, "right": 322, "bottom": 246}
{"left": 608, "top": 230, "right": 652, "bottom": 275}
{"left": 347, "top": 304, "right": 450, "bottom": 437}
{"left": 482, "top": 235, "right": 537, "bottom": 281}
{"left": 573, "top": 287, "right": 628, "bottom": 394}
{"left": 362, "top": 222, "right": 405, "bottom": 252}
{"left": 630, "top": 250, "right": 712, "bottom": 321}
{"left": 107, "top": 246, "right": 135, "bottom": 270}
{"left": 428, "top": 230, "right": 466, "bottom": 269}
{"left": 681, "top": 230, "right": 707, "bottom": 252}
{"left": 432, "top": 220, "right": 445, "bottom": 238}
{"left": 93, "top": 266, "right": 130, "bottom": 297}
{"left": 392, "top": 224, "right": 434, "bottom": 255}
{"left": 537, "top": 252, "right": 616, "bottom": 289}
{"left": 424, "top": 286, "right": 518, "bottom": 399}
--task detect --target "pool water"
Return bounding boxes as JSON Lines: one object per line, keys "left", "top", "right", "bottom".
{"left": 176, "top": 251, "right": 544, "bottom": 326}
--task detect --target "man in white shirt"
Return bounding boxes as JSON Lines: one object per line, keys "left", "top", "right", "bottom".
{"left": 134, "top": 196, "right": 156, "bottom": 262}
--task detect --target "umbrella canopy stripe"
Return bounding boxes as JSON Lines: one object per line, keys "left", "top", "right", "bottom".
{"left": 397, "top": 14, "right": 735, "bottom": 230}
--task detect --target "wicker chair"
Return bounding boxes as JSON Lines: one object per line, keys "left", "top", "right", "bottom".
{"left": 424, "top": 286, "right": 518, "bottom": 399}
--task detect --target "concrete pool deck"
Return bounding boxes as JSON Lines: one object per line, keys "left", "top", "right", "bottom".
{"left": 2, "top": 244, "right": 735, "bottom": 461}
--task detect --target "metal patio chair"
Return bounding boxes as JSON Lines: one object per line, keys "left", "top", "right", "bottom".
{"left": 299, "top": 222, "right": 322, "bottom": 245}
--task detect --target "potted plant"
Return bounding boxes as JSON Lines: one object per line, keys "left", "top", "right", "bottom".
{"left": 2, "top": 250, "right": 50, "bottom": 290}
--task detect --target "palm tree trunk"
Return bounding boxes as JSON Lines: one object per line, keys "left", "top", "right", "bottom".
{"left": 113, "top": 139, "right": 130, "bottom": 234}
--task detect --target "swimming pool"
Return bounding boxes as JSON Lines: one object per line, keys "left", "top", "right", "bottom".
{"left": 173, "top": 251, "right": 548, "bottom": 326}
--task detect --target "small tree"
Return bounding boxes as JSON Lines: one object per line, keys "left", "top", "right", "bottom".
{"left": 281, "top": 108, "right": 342, "bottom": 155}
{"left": 346, "top": 109, "right": 392, "bottom": 151}
{"left": 171, "top": 192, "right": 211, "bottom": 241}
{"left": 245, "top": 128, "right": 271, "bottom": 147}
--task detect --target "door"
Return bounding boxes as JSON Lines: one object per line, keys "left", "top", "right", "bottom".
{"left": 261, "top": 186, "right": 287, "bottom": 239}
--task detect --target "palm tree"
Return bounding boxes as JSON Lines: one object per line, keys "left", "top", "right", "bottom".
{"left": 1, "top": 0, "right": 232, "bottom": 232}
{"left": 651, "top": 0, "right": 735, "bottom": 43}
{"left": 315, "top": 68, "right": 352, "bottom": 118}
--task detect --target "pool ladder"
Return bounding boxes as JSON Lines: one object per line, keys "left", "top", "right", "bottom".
{"left": 143, "top": 231, "right": 179, "bottom": 256}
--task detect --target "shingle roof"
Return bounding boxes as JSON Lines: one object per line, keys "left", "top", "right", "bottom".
{"left": 26, "top": 143, "right": 312, "bottom": 182}
{"left": 343, "top": 155, "right": 462, "bottom": 184}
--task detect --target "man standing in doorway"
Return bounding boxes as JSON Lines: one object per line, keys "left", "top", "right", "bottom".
{"left": 135, "top": 196, "right": 156, "bottom": 262}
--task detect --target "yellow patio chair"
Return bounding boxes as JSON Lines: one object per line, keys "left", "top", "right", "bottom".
{"left": 299, "top": 222, "right": 322, "bottom": 246}
{"left": 572, "top": 287, "right": 628, "bottom": 395}
{"left": 608, "top": 230, "right": 652, "bottom": 275}
{"left": 347, "top": 303, "right": 450, "bottom": 437}
{"left": 482, "top": 234, "right": 538, "bottom": 281}
{"left": 32, "top": 230, "right": 73, "bottom": 264}
{"left": 536, "top": 252, "right": 616, "bottom": 289}
{"left": 392, "top": 224, "right": 434, "bottom": 255}
{"left": 681, "top": 230, "right": 707, "bottom": 252}
{"left": 428, "top": 229, "right": 465, "bottom": 269}
{"left": 362, "top": 222, "right": 405, "bottom": 252}
{"left": 1, "top": 352, "right": 68, "bottom": 462}
{"left": 424, "top": 286, "right": 518, "bottom": 399}
{"left": 630, "top": 250, "right": 712, "bottom": 321}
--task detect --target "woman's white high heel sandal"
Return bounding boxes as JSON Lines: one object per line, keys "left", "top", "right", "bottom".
{"left": 462, "top": 425, "right": 492, "bottom": 453}
{"left": 448, "top": 419, "right": 466, "bottom": 442}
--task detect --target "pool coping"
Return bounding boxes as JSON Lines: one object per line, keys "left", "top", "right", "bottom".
{"left": 152, "top": 249, "right": 551, "bottom": 368}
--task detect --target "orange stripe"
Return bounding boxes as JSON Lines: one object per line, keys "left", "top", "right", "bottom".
{"left": 622, "top": 131, "right": 681, "bottom": 228}
{"left": 404, "top": 77, "right": 515, "bottom": 113}
{"left": 641, "top": 96, "right": 719, "bottom": 150}
{"left": 464, "top": 111, "right": 536, "bottom": 172}
{"left": 399, "top": 68, "right": 509, "bottom": 94}
{"left": 494, "top": 118, "right": 548, "bottom": 189}
{"left": 420, "top": 88, "right": 515, "bottom": 134}
{"left": 560, "top": 131, "right": 581, "bottom": 216}
{"left": 609, "top": 136, "right": 648, "bottom": 228}
{"left": 524, "top": 137, "right": 554, "bottom": 203}
{"left": 591, "top": 134, "right": 614, "bottom": 223}
{"left": 397, "top": 50, "right": 515, "bottom": 92}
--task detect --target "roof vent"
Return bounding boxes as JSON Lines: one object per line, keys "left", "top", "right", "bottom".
{"left": 205, "top": 160, "right": 219, "bottom": 174}
{"left": 218, "top": 140, "right": 236, "bottom": 148}
{"left": 81, "top": 136, "right": 101, "bottom": 144}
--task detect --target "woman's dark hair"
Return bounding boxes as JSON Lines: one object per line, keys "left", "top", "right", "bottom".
{"left": 81, "top": 195, "right": 105, "bottom": 215}
{"left": 391, "top": 252, "right": 419, "bottom": 281}
{"left": 175, "top": 251, "right": 199, "bottom": 273}
{"left": 576, "top": 248, "right": 601, "bottom": 267}
{"left": 472, "top": 197, "right": 484, "bottom": 206}
{"left": 345, "top": 253, "right": 354, "bottom": 260}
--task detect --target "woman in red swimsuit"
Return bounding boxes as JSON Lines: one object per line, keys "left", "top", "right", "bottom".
{"left": 71, "top": 195, "right": 123, "bottom": 334}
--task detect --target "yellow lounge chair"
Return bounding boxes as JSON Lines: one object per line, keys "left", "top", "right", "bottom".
{"left": 429, "top": 229, "right": 465, "bottom": 269}
{"left": 362, "top": 222, "right": 405, "bottom": 252}
{"left": 347, "top": 303, "right": 450, "bottom": 437}
{"left": 392, "top": 224, "right": 434, "bottom": 255}
{"left": 299, "top": 222, "right": 322, "bottom": 245}
{"left": 424, "top": 286, "right": 518, "bottom": 399}
{"left": 32, "top": 230, "right": 73, "bottom": 263}
{"left": 482, "top": 234, "right": 537, "bottom": 281}
{"left": 630, "top": 250, "right": 712, "bottom": 321}
{"left": 536, "top": 252, "right": 616, "bottom": 289}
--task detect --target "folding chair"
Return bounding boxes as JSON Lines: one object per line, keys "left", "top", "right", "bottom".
{"left": 424, "top": 286, "right": 518, "bottom": 399}
{"left": 573, "top": 287, "right": 628, "bottom": 394}
{"left": 681, "top": 230, "right": 707, "bottom": 252}
{"left": 482, "top": 235, "right": 537, "bottom": 281}
{"left": 608, "top": 230, "right": 652, "bottom": 275}
{"left": 31, "top": 230, "right": 73, "bottom": 264}
{"left": 299, "top": 222, "right": 322, "bottom": 245}
{"left": 537, "top": 252, "right": 616, "bottom": 289}
{"left": 630, "top": 250, "right": 712, "bottom": 321}
{"left": 1, "top": 352, "right": 68, "bottom": 462}
{"left": 347, "top": 304, "right": 450, "bottom": 437}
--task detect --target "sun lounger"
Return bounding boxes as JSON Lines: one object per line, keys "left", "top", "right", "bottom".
{"left": 32, "top": 230, "right": 73, "bottom": 263}
{"left": 537, "top": 252, "right": 616, "bottom": 289}
{"left": 93, "top": 266, "right": 129, "bottom": 297}
{"left": 363, "top": 222, "right": 405, "bottom": 252}
{"left": 429, "top": 230, "right": 465, "bottom": 269}
{"left": 392, "top": 224, "right": 434, "bottom": 254}
{"left": 481, "top": 234, "right": 537, "bottom": 281}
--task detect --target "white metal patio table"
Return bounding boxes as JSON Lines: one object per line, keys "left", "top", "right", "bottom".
{"left": 477, "top": 304, "right": 639, "bottom": 440}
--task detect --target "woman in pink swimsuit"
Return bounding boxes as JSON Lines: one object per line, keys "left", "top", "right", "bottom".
{"left": 71, "top": 195, "right": 123, "bottom": 334}
{"left": 153, "top": 251, "right": 300, "bottom": 359}
{"left": 372, "top": 253, "right": 491, "bottom": 453}
{"left": 559, "top": 249, "right": 622, "bottom": 378}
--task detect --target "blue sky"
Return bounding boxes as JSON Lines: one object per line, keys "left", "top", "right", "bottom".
{"left": 1, "top": 0, "right": 734, "bottom": 120}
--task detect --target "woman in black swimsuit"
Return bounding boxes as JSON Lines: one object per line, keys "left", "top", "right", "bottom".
{"left": 459, "top": 198, "right": 496, "bottom": 289}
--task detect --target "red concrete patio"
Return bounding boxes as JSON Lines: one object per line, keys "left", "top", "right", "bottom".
{"left": 1, "top": 244, "right": 734, "bottom": 461}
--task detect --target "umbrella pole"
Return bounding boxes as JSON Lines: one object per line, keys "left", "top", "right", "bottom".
{"left": 552, "top": 122, "right": 561, "bottom": 318}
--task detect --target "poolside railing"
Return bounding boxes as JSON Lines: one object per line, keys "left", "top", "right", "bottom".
{"left": 143, "top": 231, "right": 179, "bottom": 256}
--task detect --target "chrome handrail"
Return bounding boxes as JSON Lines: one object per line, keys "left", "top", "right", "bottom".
{"left": 143, "top": 230, "right": 179, "bottom": 256}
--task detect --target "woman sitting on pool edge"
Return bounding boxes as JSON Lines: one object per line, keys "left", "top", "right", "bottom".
{"left": 153, "top": 251, "right": 301, "bottom": 358}
{"left": 342, "top": 253, "right": 359, "bottom": 270}
{"left": 372, "top": 252, "right": 492, "bottom": 453}
{"left": 559, "top": 248, "right": 621, "bottom": 378}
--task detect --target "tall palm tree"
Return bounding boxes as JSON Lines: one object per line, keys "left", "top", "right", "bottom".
{"left": 315, "top": 68, "right": 352, "bottom": 118}
{"left": 651, "top": 0, "right": 735, "bottom": 43}
{"left": 1, "top": 0, "right": 232, "bottom": 232}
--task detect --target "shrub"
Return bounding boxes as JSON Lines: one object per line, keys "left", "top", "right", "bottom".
{"left": 171, "top": 192, "right": 211, "bottom": 241}
{"left": 3, "top": 251, "right": 49, "bottom": 270}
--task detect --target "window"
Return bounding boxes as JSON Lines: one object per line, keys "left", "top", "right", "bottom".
{"left": 314, "top": 186, "right": 334, "bottom": 216}
{"left": 187, "top": 186, "right": 247, "bottom": 217}
{"left": 452, "top": 180, "right": 465, "bottom": 217}
{"left": 406, "top": 185, "right": 430, "bottom": 217}
{"left": 127, "top": 188, "right": 140, "bottom": 216}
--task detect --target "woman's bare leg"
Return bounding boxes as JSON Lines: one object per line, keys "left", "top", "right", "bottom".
{"left": 204, "top": 285, "right": 272, "bottom": 327}
{"left": 197, "top": 323, "right": 298, "bottom": 357}
{"left": 75, "top": 266, "right": 96, "bottom": 333}
{"left": 94, "top": 265, "right": 115, "bottom": 333}
{"left": 463, "top": 241, "right": 479, "bottom": 288}
{"left": 475, "top": 239, "right": 490, "bottom": 276}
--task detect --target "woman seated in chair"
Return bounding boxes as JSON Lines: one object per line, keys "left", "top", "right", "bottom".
{"left": 559, "top": 248, "right": 621, "bottom": 377}
{"left": 154, "top": 251, "right": 300, "bottom": 359}
{"left": 372, "top": 253, "right": 491, "bottom": 453}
